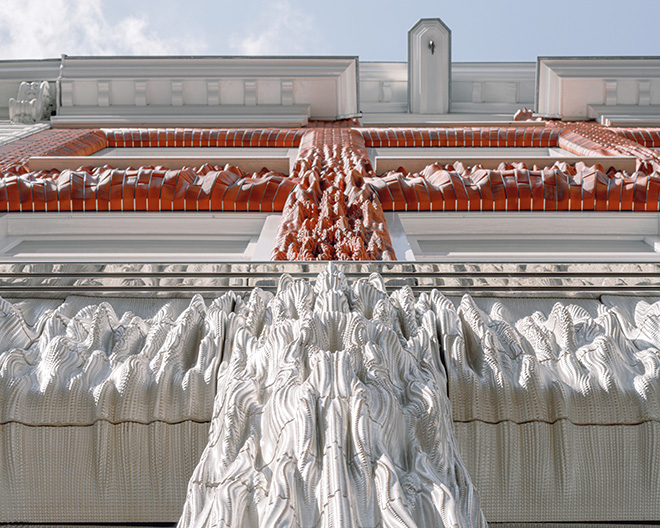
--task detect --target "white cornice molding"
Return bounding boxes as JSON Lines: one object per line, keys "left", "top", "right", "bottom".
{"left": 537, "top": 57, "right": 660, "bottom": 120}
{"left": 399, "top": 211, "right": 660, "bottom": 262}
{"left": 58, "top": 56, "right": 359, "bottom": 78}
{"left": 359, "top": 62, "right": 407, "bottom": 82}
{"left": 0, "top": 59, "right": 61, "bottom": 80}
{"left": 587, "top": 104, "right": 660, "bottom": 126}
{"left": 51, "top": 104, "right": 311, "bottom": 128}
{"left": 55, "top": 56, "right": 358, "bottom": 126}
{"left": 4, "top": 55, "right": 660, "bottom": 126}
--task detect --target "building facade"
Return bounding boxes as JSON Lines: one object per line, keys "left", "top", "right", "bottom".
{"left": 1, "top": 18, "right": 660, "bottom": 526}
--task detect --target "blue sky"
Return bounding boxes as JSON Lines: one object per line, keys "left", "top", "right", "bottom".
{"left": 1, "top": 0, "right": 659, "bottom": 62}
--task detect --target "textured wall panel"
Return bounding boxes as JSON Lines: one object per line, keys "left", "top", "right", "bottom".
{"left": 179, "top": 267, "right": 486, "bottom": 527}
{"left": 3, "top": 277, "right": 660, "bottom": 524}
{"left": 442, "top": 294, "right": 660, "bottom": 424}
{"left": 434, "top": 293, "right": 660, "bottom": 522}
{"left": 455, "top": 421, "right": 660, "bottom": 522}
{"left": 0, "top": 421, "right": 210, "bottom": 523}
{"left": 0, "top": 293, "right": 246, "bottom": 523}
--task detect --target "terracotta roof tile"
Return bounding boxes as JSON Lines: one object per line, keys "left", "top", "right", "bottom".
{"left": 615, "top": 128, "right": 660, "bottom": 149}
{"left": 0, "top": 129, "right": 106, "bottom": 173}
{"left": 305, "top": 118, "right": 361, "bottom": 128}
{"left": 552, "top": 122, "right": 660, "bottom": 160}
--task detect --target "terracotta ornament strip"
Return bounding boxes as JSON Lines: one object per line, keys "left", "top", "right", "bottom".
{"left": 103, "top": 128, "right": 305, "bottom": 148}
{"left": 615, "top": 128, "right": 660, "bottom": 148}
{"left": 556, "top": 122, "right": 659, "bottom": 160}
{"left": 0, "top": 164, "right": 294, "bottom": 212}
{"left": 370, "top": 161, "right": 660, "bottom": 212}
{"left": 0, "top": 129, "right": 106, "bottom": 174}
{"left": 358, "top": 127, "right": 561, "bottom": 148}
{"left": 2, "top": 123, "right": 660, "bottom": 260}
{"left": 272, "top": 128, "right": 395, "bottom": 260}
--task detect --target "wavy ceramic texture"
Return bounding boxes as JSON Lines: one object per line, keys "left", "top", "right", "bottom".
{"left": 0, "top": 164, "right": 294, "bottom": 212}
{"left": 5, "top": 279, "right": 660, "bottom": 524}
{"left": 179, "top": 266, "right": 486, "bottom": 527}
{"left": 434, "top": 294, "right": 660, "bottom": 522}
{"left": 0, "top": 293, "right": 248, "bottom": 425}
{"left": 437, "top": 294, "right": 660, "bottom": 424}
{"left": 0, "top": 293, "right": 248, "bottom": 523}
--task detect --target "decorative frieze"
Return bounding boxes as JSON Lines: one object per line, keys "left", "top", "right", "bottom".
{"left": 97, "top": 80, "right": 110, "bottom": 107}
{"left": 134, "top": 80, "right": 147, "bottom": 106}
{"left": 171, "top": 80, "right": 184, "bottom": 106}
{"left": 206, "top": 80, "right": 220, "bottom": 106}
{"left": 451, "top": 62, "right": 535, "bottom": 114}
{"left": 280, "top": 79, "right": 294, "bottom": 106}
{"left": 243, "top": 79, "right": 256, "bottom": 106}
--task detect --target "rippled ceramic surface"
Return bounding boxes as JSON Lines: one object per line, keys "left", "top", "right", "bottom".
{"left": 2, "top": 267, "right": 660, "bottom": 523}
{"left": 179, "top": 266, "right": 486, "bottom": 527}
{"left": 0, "top": 293, "right": 244, "bottom": 522}
{"left": 440, "top": 293, "right": 660, "bottom": 522}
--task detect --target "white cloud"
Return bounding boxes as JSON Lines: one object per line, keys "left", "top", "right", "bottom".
{"left": 0, "top": 0, "right": 205, "bottom": 59}
{"left": 229, "top": 0, "right": 321, "bottom": 56}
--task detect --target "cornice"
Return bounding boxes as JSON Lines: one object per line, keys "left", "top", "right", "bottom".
{"left": 53, "top": 56, "right": 358, "bottom": 126}
{"left": 51, "top": 105, "right": 312, "bottom": 128}
{"left": 537, "top": 57, "right": 660, "bottom": 120}
{"left": 59, "top": 55, "right": 360, "bottom": 78}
